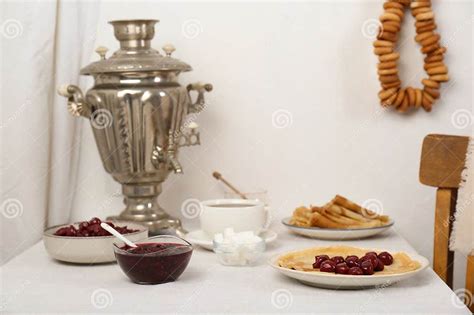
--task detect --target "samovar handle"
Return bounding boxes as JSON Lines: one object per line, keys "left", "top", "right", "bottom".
{"left": 186, "top": 82, "right": 213, "bottom": 114}
{"left": 57, "top": 84, "right": 90, "bottom": 118}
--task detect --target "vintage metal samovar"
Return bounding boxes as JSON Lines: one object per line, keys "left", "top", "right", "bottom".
{"left": 58, "top": 19, "right": 212, "bottom": 235}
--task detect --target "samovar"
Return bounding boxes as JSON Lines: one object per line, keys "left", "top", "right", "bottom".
{"left": 58, "top": 19, "right": 212, "bottom": 236}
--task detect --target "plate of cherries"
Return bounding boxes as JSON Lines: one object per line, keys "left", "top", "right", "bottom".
{"left": 43, "top": 217, "right": 148, "bottom": 264}
{"left": 270, "top": 247, "right": 429, "bottom": 289}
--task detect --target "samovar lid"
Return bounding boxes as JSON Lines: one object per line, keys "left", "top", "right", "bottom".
{"left": 80, "top": 19, "right": 192, "bottom": 75}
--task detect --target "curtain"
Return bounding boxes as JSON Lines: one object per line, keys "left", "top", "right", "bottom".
{"left": 0, "top": 0, "right": 99, "bottom": 264}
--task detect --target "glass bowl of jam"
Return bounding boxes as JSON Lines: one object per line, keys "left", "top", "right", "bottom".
{"left": 113, "top": 235, "right": 193, "bottom": 285}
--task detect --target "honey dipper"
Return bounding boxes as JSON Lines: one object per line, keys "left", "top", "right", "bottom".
{"left": 212, "top": 171, "right": 247, "bottom": 199}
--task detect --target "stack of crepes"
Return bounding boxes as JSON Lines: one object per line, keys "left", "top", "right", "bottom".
{"left": 290, "top": 195, "right": 390, "bottom": 229}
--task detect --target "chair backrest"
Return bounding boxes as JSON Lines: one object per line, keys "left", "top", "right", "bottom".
{"left": 420, "top": 134, "right": 469, "bottom": 188}
{"left": 419, "top": 134, "right": 472, "bottom": 312}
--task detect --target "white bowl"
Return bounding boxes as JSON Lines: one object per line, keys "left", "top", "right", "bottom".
{"left": 184, "top": 229, "right": 278, "bottom": 250}
{"left": 282, "top": 217, "right": 394, "bottom": 240}
{"left": 269, "top": 250, "right": 429, "bottom": 289}
{"left": 43, "top": 221, "right": 148, "bottom": 264}
{"left": 213, "top": 238, "right": 266, "bottom": 266}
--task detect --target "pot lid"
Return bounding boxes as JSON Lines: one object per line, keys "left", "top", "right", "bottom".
{"left": 80, "top": 19, "right": 192, "bottom": 75}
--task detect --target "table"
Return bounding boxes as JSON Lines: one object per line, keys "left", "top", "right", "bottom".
{"left": 1, "top": 226, "right": 470, "bottom": 314}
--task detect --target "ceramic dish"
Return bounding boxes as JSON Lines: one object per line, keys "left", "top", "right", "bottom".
{"left": 269, "top": 249, "right": 428, "bottom": 289}
{"left": 282, "top": 217, "right": 394, "bottom": 240}
{"left": 184, "top": 229, "right": 277, "bottom": 250}
{"left": 43, "top": 221, "right": 148, "bottom": 264}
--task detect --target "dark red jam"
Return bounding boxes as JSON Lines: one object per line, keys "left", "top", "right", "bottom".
{"left": 115, "top": 243, "right": 193, "bottom": 284}
{"left": 54, "top": 217, "right": 138, "bottom": 237}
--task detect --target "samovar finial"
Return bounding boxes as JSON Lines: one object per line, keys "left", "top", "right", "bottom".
{"left": 95, "top": 46, "right": 108, "bottom": 60}
{"left": 109, "top": 19, "right": 158, "bottom": 49}
{"left": 162, "top": 44, "right": 176, "bottom": 56}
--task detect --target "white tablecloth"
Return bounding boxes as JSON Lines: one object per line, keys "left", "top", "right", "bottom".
{"left": 1, "top": 227, "right": 470, "bottom": 314}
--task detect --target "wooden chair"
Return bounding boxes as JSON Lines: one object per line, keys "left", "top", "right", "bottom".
{"left": 419, "top": 134, "right": 473, "bottom": 312}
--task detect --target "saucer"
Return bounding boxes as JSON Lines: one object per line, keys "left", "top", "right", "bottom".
{"left": 184, "top": 229, "right": 278, "bottom": 250}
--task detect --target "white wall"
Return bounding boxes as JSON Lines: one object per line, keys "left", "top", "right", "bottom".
{"left": 71, "top": 0, "right": 473, "bottom": 288}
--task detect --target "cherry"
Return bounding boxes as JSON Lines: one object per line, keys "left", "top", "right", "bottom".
{"left": 91, "top": 224, "right": 101, "bottom": 234}
{"left": 374, "top": 259, "right": 385, "bottom": 271}
{"left": 345, "top": 256, "right": 360, "bottom": 268}
{"left": 360, "top": 255, "right": 377, "bottom": 268}
{"left": 378, "top": 252, "right": 393, "bottom": 265}
{"left": 313, "top": 257, "right": 328, "bottom": 269}
{"left": 346, "top": 257, "right": 359, "bottom": 268}
{"left": 315, "top": 255, "right": 329, "bottom": 262}
{"left": 365, "top": 251, "right": 377, "bottom": 258}
{"left": 335, "top": 262, "right": 349, "bottom": 274}
{"left": 331, "top": 256, "right": 345, "bottom": 265}
{"left": 79, "top": 221, "right": 89, "bottom": 230}
{"left": 360, "top": 260, "right": 374, "bottom": 275}
{"left": 348, "top": 267, "right": 364, "bottom": 275}
{"left": 320, "top": 260, "right": 336, "bottom": 273}
{"left": 89, "top": 217, "right": 102, "bottom": 225}
{"left": 65, "top": 225, "right": 77, "bottom": 236}
{"left": 313, "top": 255, "right": 329, "bottom": 268}
{"left": 54, "top": 227, "right": 69, "bottom": 236}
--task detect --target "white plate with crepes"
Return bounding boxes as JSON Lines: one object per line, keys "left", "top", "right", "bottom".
{"left": 282, "top": 217, "right": 394, "bottom": 240}
{"left": 269, "top": 246, "right": 429, "bottom": 289}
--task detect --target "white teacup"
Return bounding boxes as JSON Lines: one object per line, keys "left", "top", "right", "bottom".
{"left": 200, "top": 199, "right": 269, "bottom": 237}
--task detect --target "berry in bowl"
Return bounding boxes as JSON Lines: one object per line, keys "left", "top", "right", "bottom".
{"left": 113, "top": 235, "right": 193, "bottom": 284}
{"left": 53, "top": 217, "right": 139, "bottom": 237}
{"left": 43, "top": 217, "right": 148, "bottom": 264}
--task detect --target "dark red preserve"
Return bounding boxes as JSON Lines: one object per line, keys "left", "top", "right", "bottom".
{"left": 114, "top": 242, "right": 192, "bottom": 284}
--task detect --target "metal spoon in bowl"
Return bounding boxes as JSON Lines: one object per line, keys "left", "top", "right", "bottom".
{"left": 100, "top": 222, "right": 137, "bottom": 248}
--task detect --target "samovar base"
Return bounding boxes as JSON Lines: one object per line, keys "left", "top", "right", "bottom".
{"left": 107, "top": 183, "right": 187, "bottom": 237}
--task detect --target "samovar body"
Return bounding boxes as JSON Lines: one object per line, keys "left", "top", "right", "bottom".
{"left": 58, "top": 20, "right": 212, "bottom": 235}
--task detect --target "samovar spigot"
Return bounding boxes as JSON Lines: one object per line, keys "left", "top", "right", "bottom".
{"left": 151, "top": 149, "right": 183, "bottom": 173}
{"left": 151, "top": 130, "right": 183, "bottom": 174}
{"left": 168, "top": 155, "right": 183, "bottom": 174}
{"left": 57, "top": 84, "right": 90, "bottom": 118}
